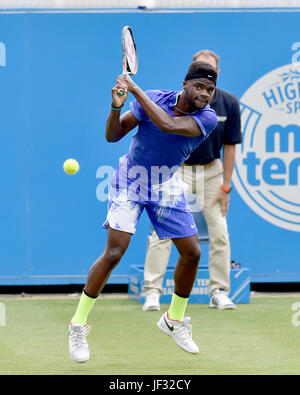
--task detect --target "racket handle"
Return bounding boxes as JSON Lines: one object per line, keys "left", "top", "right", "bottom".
{"left": 118, "top": 88, "right": 125, "bottom": 96}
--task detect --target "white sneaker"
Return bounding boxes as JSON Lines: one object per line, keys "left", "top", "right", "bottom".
{"left": 209, "top": 289, "right": 236, "bottom": 310}
{"left": 143, "top": 290, "right": 160, "bottom": 311}
{"left": 69, "top": 323, "right": 91, "bottom": 363}
{"left": 157, "top": 312, "right": 199, "bottom": 354}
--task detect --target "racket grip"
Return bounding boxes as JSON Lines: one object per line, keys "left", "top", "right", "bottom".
{"left": 118, "top": 88, "right": 125, "bottom": 96}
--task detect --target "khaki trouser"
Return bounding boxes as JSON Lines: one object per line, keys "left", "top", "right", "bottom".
{"left": 143, "top": 159, "right": 231, "bottom": 297}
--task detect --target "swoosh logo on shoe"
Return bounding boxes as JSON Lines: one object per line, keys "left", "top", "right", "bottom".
{"left": 164, "top": 317, "right": 174, "bottom": 332}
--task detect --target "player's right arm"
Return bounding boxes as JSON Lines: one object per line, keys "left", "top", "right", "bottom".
{"left": 105, "top": 110, "right": 139, "bottom": 142}
{"left": 117, "top": 74, "right": 216, "bottom": 138}
{"left": 105, "top": 80, "right": 139, "bottom": 142}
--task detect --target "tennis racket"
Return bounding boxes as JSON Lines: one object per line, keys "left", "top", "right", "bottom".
{"left": 118, "top": 26, "right": 138, "bottom": 96}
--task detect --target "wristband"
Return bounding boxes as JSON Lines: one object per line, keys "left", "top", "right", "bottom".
{"left": 220, "top": 185, "right": 232, "bottom": 193}
{"left": 111, "top": 103, "right": 124, "bottom": 111}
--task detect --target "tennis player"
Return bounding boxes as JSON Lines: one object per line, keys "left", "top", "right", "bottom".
{"left": 68, "top": 61, "right": 218, "bottom": 362}
{"left": 142, "top": 50, "right": 242, "bottom": 311}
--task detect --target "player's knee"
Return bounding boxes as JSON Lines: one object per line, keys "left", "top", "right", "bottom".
{"left": 192, "top": 245, "right": 201, "bottom": 263}
{"left": 182, "top": 245, "right": 201, "bottom": 265}
{"left": 104, "top": 247, "right": 125, "bottom": 266}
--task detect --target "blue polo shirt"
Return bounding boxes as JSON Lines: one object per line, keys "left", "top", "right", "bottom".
{"left": 128, "top": 90, "right": 218, "bottom": 176}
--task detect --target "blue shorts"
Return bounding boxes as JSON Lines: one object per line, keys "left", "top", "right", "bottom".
{"left": 103, "top": 155, "right": 198, "bottom": 240}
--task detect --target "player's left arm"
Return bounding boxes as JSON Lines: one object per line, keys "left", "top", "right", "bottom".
{"left": 117, "top": 74, "right": 215, "bottom": 137}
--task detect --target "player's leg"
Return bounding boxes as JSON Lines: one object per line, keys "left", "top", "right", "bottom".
{"left": 84, "top": 227, "right": 131, "bottom": 297}
{"left": 69, "top": 170, "right": 144, "bottom": 363}
{"left": 168, "top": 235, "right": 201, "bottom": 319}
{"left": 69, "top": 227, "right": 131, "bottom": 363}
{"left": 157, "top": 235, "right": 201, "bottom": 354}
{"left": 142, "top": 165, "right": 202, "bottom": 312}
{"left": 146, "top": 173, "right": 201, "bottom": 353}
{"left": 71, "top": 227, "right": 131, "bottom": 325}
{"left": 157, "top": 166, "right": 201, "bottom": 319}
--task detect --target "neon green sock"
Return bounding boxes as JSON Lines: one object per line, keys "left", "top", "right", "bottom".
{"left": 167, "top": 292, "right": 189, "bottom": 322}
{"left": 71, "top": 291, "right": 97, "bottom": 325}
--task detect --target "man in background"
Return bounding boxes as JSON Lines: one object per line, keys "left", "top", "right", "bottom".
{"left": 142, "top": 49, "right": 242, "bottom": 311}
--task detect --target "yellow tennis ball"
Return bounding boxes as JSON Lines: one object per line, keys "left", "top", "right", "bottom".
{"left": 63, "top": 159, "right": 80, "bottom": 175}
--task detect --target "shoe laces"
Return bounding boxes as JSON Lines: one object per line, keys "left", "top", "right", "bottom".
{"left": 175, "top": 317, "right": 192, "bottom": 340}
{"left": 70, "top": 324, "right": 92, "bottom": 349}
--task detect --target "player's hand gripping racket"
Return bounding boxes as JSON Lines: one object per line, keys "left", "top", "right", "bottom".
{"left": 118, "top": 26, "right": 138, "bottom": 96}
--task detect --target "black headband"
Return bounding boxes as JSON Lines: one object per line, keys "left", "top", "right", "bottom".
{"left": 184, "top": 71, "right": 217, "bottom": 86}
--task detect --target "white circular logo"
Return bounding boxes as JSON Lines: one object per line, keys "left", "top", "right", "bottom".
{"left": 232, "top": 63, "right": 300, "bottom": 232}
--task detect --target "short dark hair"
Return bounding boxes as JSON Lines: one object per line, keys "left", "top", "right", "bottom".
{"left": 185, "top": 61, "right": 218, "bottom": 85}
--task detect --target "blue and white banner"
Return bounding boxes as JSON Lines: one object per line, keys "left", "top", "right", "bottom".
{"left": 233, "top": 63, "right": 300, "bottom": 232}
{"left": 0, "top": 9, "right": 299, "bottom": 285}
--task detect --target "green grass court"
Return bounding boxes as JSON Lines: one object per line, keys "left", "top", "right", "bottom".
{"left": 0, "top": 294, "right": 300, "bottom": 375}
